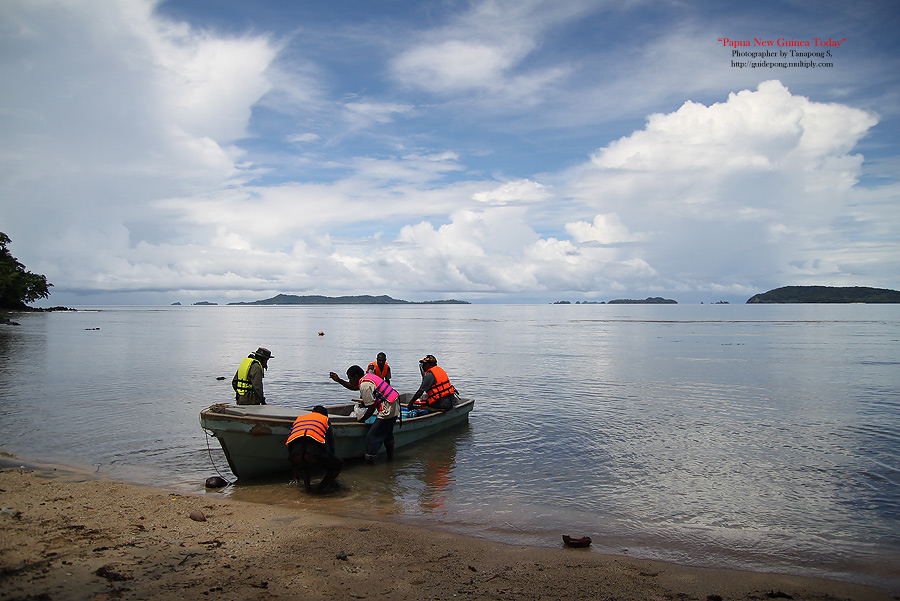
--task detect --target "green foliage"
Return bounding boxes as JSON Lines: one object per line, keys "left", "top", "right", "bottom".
{"left": 0, "top": 232, "right": 53, "bottom": 309}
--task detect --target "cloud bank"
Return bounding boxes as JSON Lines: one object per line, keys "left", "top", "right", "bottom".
{"left": 1, "top": 0, "right": 896, "bottom": 305}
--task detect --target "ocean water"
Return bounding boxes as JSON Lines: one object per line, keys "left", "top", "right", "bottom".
{"left": 1, "top": 303, "right": 898, "bottom": 591}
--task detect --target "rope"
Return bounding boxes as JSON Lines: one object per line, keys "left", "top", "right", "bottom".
{"left": 202, "top": 426, "right": 231, "bottom": 485}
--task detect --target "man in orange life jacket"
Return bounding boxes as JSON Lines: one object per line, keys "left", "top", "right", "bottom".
{"left": 330, "top": 364, "right": 401, "bottom": 464}
{"left": 232, "top": 347, "right": 273, "bottom": 405}
{"left": 286, "top": 405, "right": 343, "bottom": 493}
{"left": 366, "top": 352, "right": 391, "bottom": 384}
{"left": 407, "top": 354, "right": 458, "bottom": 412}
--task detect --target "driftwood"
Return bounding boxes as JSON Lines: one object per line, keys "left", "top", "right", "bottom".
{"left": 562, "top": 535, "right": 592, "bottom": 548}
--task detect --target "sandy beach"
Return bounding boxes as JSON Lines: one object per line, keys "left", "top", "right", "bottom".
{"left": 0, "top": 461, "right": 895, "bottom": 601}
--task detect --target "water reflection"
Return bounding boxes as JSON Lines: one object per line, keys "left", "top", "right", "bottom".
{"left": 222, "top": 421, "right": 470, "bottom": 522}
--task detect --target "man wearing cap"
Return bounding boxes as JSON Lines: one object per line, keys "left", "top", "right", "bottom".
{"left": 232, "top": 347, "right": 273, "bottom": 405}
{"left": 407, "top": 354, "right": 458, "bottom": 412}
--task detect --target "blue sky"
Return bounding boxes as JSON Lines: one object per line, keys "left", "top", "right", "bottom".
{"left": 2, "top": 0, "right": 898, "bottom": 305}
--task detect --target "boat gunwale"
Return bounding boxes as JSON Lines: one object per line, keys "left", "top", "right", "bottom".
{"left": 200, "top": 398, "right": 475, "bottom": 429}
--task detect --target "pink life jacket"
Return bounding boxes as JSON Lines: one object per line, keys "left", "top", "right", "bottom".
{"left": 360, "top": 373, "right": 399, "bottom": 410}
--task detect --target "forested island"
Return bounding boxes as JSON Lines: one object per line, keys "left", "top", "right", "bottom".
{"left": 553, "top": 297, "right": 677, "bottom": 305}
{"left": 229, "top": 294, "right": 469, "bottom": 305}
{"left": 747, "top": 286, "right": 900, "bottom": 304}
{"left": 608, "top": 297, "right": 677, "bottom": 304}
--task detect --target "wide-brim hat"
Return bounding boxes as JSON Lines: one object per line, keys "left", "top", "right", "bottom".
{"left": 254, "top": 347, "right": 274, "bottom": 360}
{"left": 419, "top": 354, "right": 437, "bottom": 364}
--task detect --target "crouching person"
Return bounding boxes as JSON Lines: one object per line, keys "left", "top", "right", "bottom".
{"left": 286, "top": 406, "right": 344, "bottom": 493}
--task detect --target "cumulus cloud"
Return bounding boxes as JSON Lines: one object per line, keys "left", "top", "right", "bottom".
{"left": 565, "top": 80, "right": 881, "bottom": 291}
{"left": 565, "top": 214, "right": 643, "bottom": 244}
{"left": 593, "top": 80, "right": 875, "bottom": 179}
{"left": 472, "top": 179, "right": 550, "bottom": 205}
{"left": 0, "top": 0, "right": 278, "bottom": 286}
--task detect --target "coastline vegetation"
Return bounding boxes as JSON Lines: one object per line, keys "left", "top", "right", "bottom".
{"left": 227, "top": 293, "right": 469, "bottom": 305}
{"left": 747, "top": 286, "right": 900, "bottom": 303}
{"left": 552, "top": 297, "right": 677, "bottom": 305}
{"left": 0, "top": 232, "right": 52, "bottom": 310}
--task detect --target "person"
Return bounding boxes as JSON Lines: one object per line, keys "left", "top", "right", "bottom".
{"left": 232, "top": 347, "right": 273, "bottom": 405}
{"left": 366, "top": 352, "right": 392, "bottom": 384}
{"left": 407, "top": 354, "right": 458, "bottom": 412}
{"left": 331, "top": 365, "right": 401, "bottom": 464}
{"left": 285, "top": 405, "right": 343, "bottom": 493}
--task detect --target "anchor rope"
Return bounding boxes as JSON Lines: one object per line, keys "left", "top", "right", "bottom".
{"left": 200, "top": 413, "right": 231, "bottom": 485}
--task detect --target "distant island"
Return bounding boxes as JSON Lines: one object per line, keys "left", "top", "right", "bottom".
{"left": 228, "top": 294, "right": 469, "bottom": 305}
{"left": 553, "top": 297, "right": 677, "bottom": 305}
{"left": 192, "top": 301, "right": 218, "bottom": 306}
{"left": 747, "top": 286, "right": 900, "bottom": 304}
{"left": 608, "top": 297, "right": 677, "bottom": 304}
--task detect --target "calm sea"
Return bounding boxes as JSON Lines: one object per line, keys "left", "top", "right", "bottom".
{"left": 1, "top": 304, "right": 898, "bottom": 590}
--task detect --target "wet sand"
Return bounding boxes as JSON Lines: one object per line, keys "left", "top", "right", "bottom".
{"left": 0, "top": 462, "right": 895, "bottom": 601}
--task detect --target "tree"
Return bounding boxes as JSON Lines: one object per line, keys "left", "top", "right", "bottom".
{"left": 0, "top": 232, "right": 53, "bottom": 309}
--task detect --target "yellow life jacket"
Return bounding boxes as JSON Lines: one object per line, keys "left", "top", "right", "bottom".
{"left": 235, "top": 357, "right": 262, "bottom": 395}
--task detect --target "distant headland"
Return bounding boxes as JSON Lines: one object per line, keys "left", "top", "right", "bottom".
{"left": 747, "top": 286, "right": 900, "bottom": 304}
{"left": 228, "top": 294, "right": 469, "bottom": 305}
{"left": 553, "top": 297, "right": 677, "bottom": 305}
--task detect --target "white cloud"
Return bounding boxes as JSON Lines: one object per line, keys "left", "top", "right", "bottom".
{"left": 2, "top": 0, "right": 896, "bottom": 305}
{"left": 286, "top": 133, "right": 321, "bottom": 145}
{"left": 151, "top": 31, "right": 276, "bottom": 142}
{"left": 20, "top": 76, "right": 897, "bottom": 302}
{"left": 592, "top": 81, "right": 876, "bottom": 179}
{"left": 387, "top": 0, "right": 583, "bottom": 100}
{"left": 564, "top": 80, "right": 883, "bottom": 291}
{"left": 473, "top": 179, "right": 550, "bottom": 205}
{"left": 391, "top": 39, "right": 532, "bottom": 93}
{"left": 0, "top": 0, "right": 279, "bottom": 209}
{"left": 343, "top": 101, "right": 414, "bottom": 126}
{"left": 565, "top": 213, "right": 643, "bottom": 244}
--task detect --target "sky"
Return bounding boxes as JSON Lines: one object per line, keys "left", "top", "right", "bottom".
{"left": 2, "top": 0, "right": 899, "bottom": 305}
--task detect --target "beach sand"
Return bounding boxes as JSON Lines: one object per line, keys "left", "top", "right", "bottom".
{"left": 0, "top": 462, "right": 895, "bottom": 601}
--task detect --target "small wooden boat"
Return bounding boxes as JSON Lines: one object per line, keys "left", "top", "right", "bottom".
{"left": 199, "top": 396, "right": 474, "bottom": 480}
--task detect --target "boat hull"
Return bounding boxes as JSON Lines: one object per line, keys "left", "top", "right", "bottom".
{"left": 199, "top": 398, "right": 474, "bottom": 479}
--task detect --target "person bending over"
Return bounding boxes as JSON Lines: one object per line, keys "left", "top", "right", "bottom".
{"left": 286, "top": 406, "right": 343, "bottom": 493}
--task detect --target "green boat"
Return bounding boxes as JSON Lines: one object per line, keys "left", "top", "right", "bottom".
{"left": 199, "top": 396, "right": 474, "bottom": 479}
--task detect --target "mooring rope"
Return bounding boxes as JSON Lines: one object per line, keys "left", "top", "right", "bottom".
{"left": 201, "top": 421, "right": 231, "bottom": 485}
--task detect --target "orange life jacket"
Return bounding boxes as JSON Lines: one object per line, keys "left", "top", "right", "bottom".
{"left": 426, "top": 366, "right": 456, "bottom": 400}
{"left": 286, "top": 412, "right": 329, "bottom": 445}
{"left": 367, "top": 361, "right": 390, "bottom": 380}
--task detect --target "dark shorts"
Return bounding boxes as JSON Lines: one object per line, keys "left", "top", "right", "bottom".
{"left": 365, "top": 417, "right": 397, "bottom": 457}
{"left": 427, "top": 394, "right": 456, "bottom": 412}
{"left": 287, "top": 438, "right": 344, "bottom": 471}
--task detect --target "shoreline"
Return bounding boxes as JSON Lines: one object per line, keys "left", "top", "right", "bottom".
{"left": 1, "top": 459, "right": 896, "bottom": 601}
